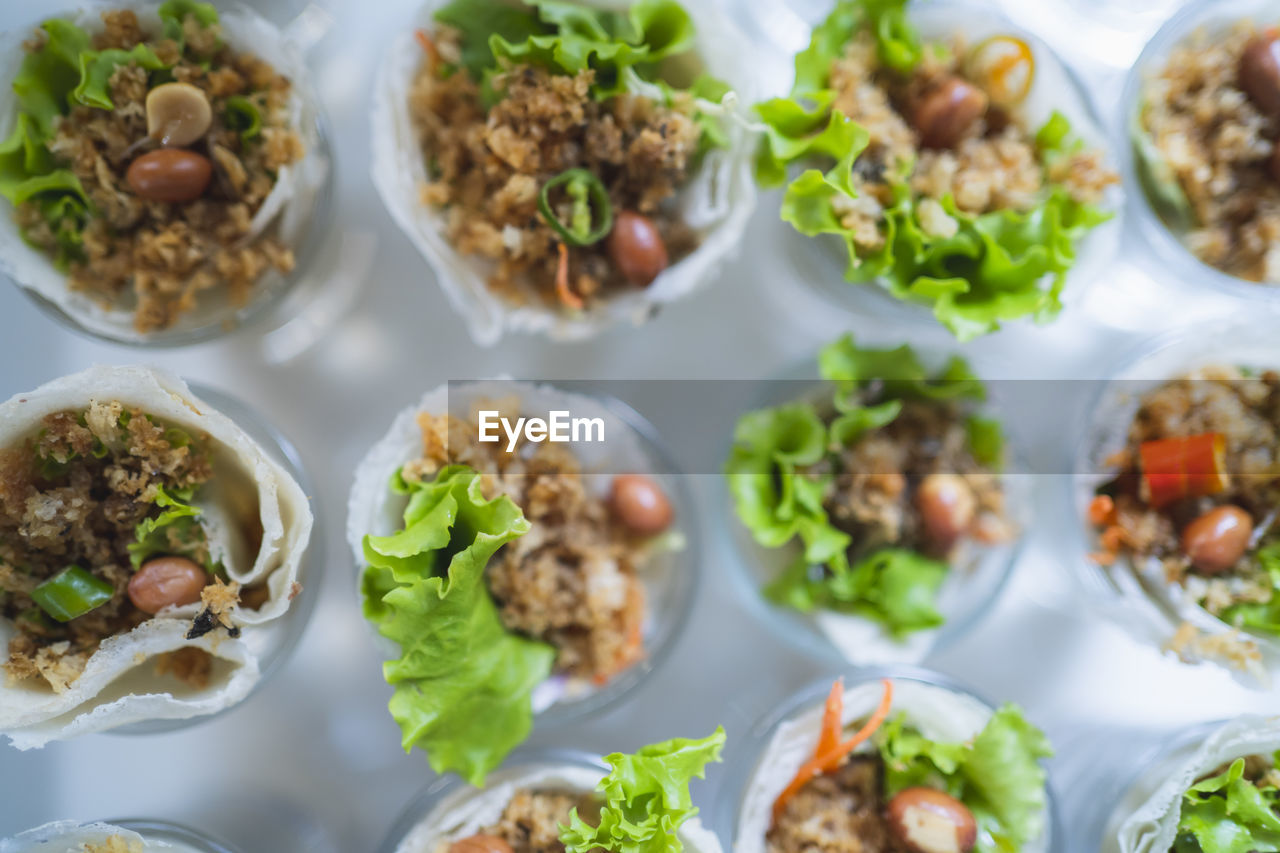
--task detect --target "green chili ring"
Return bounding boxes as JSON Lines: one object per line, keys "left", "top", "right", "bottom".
{"left": 538, "top": 168, "right": 613, "bottom": 246}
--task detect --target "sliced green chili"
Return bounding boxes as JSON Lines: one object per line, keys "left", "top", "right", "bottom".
{"left": 538, "top": 168, "right": 613, "bottom": 246}
{"left": 224, "top": 95, "right": 261, "bottom": 144}
{"left": 30, "top": 566, "right": 115, "bottom": 623}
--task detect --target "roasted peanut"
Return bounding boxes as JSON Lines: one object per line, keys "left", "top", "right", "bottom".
{"left": 915, "top": 474, "right": 977, "bottom": 549}
{"left": 609, "top": 473, "right": 674, "bottom": 535}
{"left": 885, "top": 787, "right": 978, "bottom": 853}
{"left": 128, "top": 556, "right": 207, "bottom": 614}
{"left": 913, "top": 78, "right": 988, "bottom": 149}
{"left": 146, "top": 81, "right": 213, "bottom": 147}
{"left": 1239, "top": 29, "right": 1280, "bottom": 115}
{"left": 1182, "top": 505, "right": 1253, "bottom": 575}
{"left": 126, "top": 149, "right": 213, "bottom": 202}
{"left": 607, "top": 211, "right": 669, "bottom": 286}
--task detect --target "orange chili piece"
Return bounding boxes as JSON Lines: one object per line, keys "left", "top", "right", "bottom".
{"left": 1139, "top": 433, "right": 1228, "bottom": 509}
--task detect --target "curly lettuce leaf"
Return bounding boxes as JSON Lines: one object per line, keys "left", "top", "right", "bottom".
{"left": 128, "top": 485, "right": 214, "bottom": 571}
{"left": 158, "top": 0, "right": 221, "bottom": 40}
{"left": 1175, "top": 757, "right": 1280, "bottom": 853}
{"left": 765, "top": 547, "right": 947, "bottom": 637}
{"left": 876, "top": 705, "right": 1053, "bottom": 852}
{"left": 1220, "top": 544, "right": 1280, "bottom": 636}
{"left": 73, "top": 43, "right": 167, "bottom": 110}
{"left": 757, "top": 0, "right": 1111, "bottom": 339}
{"left": 360, "top": 465, "right": 555, "bottom": 786}
{"left": 560, "top": 728, "right": 724, "bottom": 853}
{"left": 436, "top": 0, "right": 701, "bottom": 99}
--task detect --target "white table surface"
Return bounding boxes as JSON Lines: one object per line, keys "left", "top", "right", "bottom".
{"left": 1, "top": 0, "right": 1277, "bottom": 850}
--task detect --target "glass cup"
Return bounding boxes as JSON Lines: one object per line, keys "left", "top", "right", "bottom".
{"left": 738, "top": 0, "right": 1121, "bottom": 333}
{"left": 352, "top": 382, "right": 701, "bottom": 730}
{"left": 117, "top": 381, "right": 322, "bottom": 735}
{"left": 376, "top": 748, "right": 607, "bottom": 853}
{"left": 1096, "top": 721, "right": 1226, "bottom": 853}
{"left": 1, "top": 2, "right": 336, "bottom": 348}
{"left": 1068, "top": 319, "right": 1280, "bottom": 676}
{"left": 719, "top": 354, "right": 1030, "bottom": 666}
{"left": 719, "top": 665, "right": 1064, "bottom": 853}
{"left": 1121, "top": 0, "right": 1280, "bottom": 304}
{"left": 4, "top": 819, "right": 240, "bottom": 852}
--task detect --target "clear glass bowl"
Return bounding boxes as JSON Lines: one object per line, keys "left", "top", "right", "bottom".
{"left": 740, "top": 0, "right": 1121, "bottom": 333}
{"left": 353, "top": 383, "right": 701, "bottom": 733}
{"left": 117, "top": 381, "right": 322, "bottom": 735}
{"left": 719, "top": 354, "right": 1030, "bottom": 667}
{"left": 718, "top": 665, "right": 1064, "bottom": 853}
{"left": 4, "top": 819, "right": 240, "bottom": 852}
{"left": 1121, "top": 0, "right": 1280, "bottom": 303}
{"left": 1068, "top": 320, "right": 1280, "bottom": 676}
{"left": 376, "top": 748, "right": 607, "bottom": 853}
{"left": 1, "top": 3, "right": 336, "bottom": 348}
{"left": 1096, "top": 721, "right": 1225, "bottom": 853}
{"left": 112, "top": 819, "right": 242, "bottom": 853}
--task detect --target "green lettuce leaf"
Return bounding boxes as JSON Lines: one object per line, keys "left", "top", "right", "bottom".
{"left": 559, "top": 728, "right": 725, "bottom": 853}
{"left": 877, "top": 704, "right": 1053, "bottom": 852}
{"left": 73, "top": 43, "right": 167, "bottom": 110}
{"left": 128, "top": 485, "right": 213, "bottom": 571}
{"left": 1176, "top": 758, "right": 1280, "bottom": 853}
{"left": 765, "top": 547, "right": 948, "bottom": 637}
{"left": 755, "top": 0, "right": 1111, "bottom": 339}
{"left": 435, "top": 0, "right": 708, "bottom": 102}
{"left": 360, "top": 465, "right": 555, "bottom": 786}
{"left": 158, "top": 0, "right": 222, "bottom": 51}
{"left": 1220, "top": 544, "right": 1280, "bottom": 636}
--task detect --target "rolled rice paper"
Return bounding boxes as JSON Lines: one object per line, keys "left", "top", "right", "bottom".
{"left": 2, "top": 821, "right": 207, "bottom": 852}
{"left": 392, "top": 762, "right": 723, "bottom": 853}
{"left": 347, "top": 379, "right": 672, "bottom": 706}
{"left": 736, "top": 679, "right": 1051, "bottom": 853}
{"left": 369, "top": 0, "right": 758, "bottom": 345}
{"left": 0, "top": 1, "right": 329, "bottom": 342}
{"left": 1116, "top": 716, "right": 1280, "bottom": 853}
{"left": 0, "top": 365, "right": 313, "bottom": 747}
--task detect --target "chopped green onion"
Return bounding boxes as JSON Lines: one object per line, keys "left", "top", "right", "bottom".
{"left": 224, "top": 95, "right": 261, "bottom": 144}
{"left": 538, "top": 168, "right": 613, "bottom": 246}
{"left": 30, "top": 566, "right": 114, "bottom": 623}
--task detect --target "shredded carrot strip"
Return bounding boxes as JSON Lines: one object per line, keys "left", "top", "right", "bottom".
{"left": 771, "top": 679, "right": 894, "bottom": 822}
{"left": 555, "top": 243, "right": 584, "bottom": 310}
{"left": 816, "top": 678, "right": 843, "bottom": 758}
{"left": 415, "top": 29, "right": 440, "bottom": 73}
{"left": 1088, "top": 495, "right": 1116, "bottom": 526}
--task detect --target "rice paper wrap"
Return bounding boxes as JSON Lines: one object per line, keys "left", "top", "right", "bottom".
{"left": 0, "top": 365, "right": 313, "bottom": 748}
{"left": 2, "top": 820, "right": 206, "bottom": 852}
{"left": 0, "top": 1, "right": 329, "bottom": 343}
{"left": 736, "top": 679, "right": 1051, "bottom": 853}
{"left": 369, "top": 0, "right": 758, "bottom": 345}
{"left": 392, "top": 762, "right": 722, "bottom": 853}
{"left": 347, "top": 379, "right": 673, "bottom": 706}
{"left": 1115, "top": 716, "right": 1280, "bottom": 853}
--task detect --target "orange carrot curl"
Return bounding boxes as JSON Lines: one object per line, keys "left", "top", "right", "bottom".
{"left": 772, "top": 678, "right": 894, "bottom": 822}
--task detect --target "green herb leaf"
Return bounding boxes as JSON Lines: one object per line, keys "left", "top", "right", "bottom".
{"left": 72, "top": 43, "right": 167, "bottom": 110}
{"left": 360, "top": 465, "right": 555, "bottom": 785}
{"left": 559, "top": 728, "right": 725, "bottom": 853}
